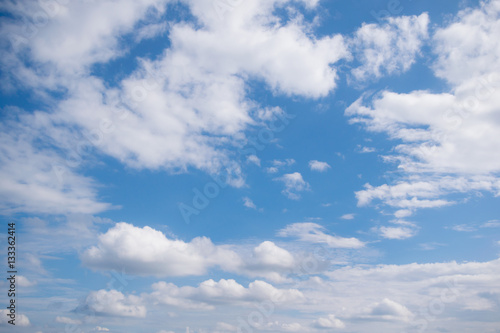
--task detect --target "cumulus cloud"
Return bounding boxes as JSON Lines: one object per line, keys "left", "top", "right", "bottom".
{"left": 350, "top": 13, "right": 429, "bottom": 82}
{"left": 309, "top": 160, "right": 331, "bottom": 172}
{"left": 278, "top": 222, "right": 365, "bottom": 248}
{"left": 0, "top": 310, "right": 30, "bottom": 326}
{"left": 275, "top": 172, "right": 310, "bottom": 200}
{"left": 314, "top": 314, "right": 345, "bottom": 329}
{"left": 340, "top": 213, "right": 355, "bottom": 220}
{"left": 347, "top": 0, "right": 500, "bottom": 216}
{"left": 359, "top": 298, "right": 413, "bottom": 322}
{"left": 149, "top": 278, "right": 304, "bottom": 309}
{"left": 82, "top": 289, "right": 146, "bottom": 318}
{"left": 81, "top": 222, "right": 243, "bottom": 277}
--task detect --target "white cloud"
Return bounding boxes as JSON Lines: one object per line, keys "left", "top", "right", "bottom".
{"left": 376, "top": 226, "right": 417, "bottom": 240}
{"left": 308, "top": 160, "right": 331, "bottom": 172}
{"left": 360, "top": 298, "right": 413, "bottom": 322}
{"left": 17, "top": 275, "right": 36, "bottom": 287}
{"left": 93, "top": 327, "right": 110, "bottom": 332}
{"left": 251, "top": 241, "right": 295, "bottom": 271}
{"left": 0, "top": 309, "right": 30, "bottom": 326}
{"left": 83, "top": 289, "right": 146, "bottom": 318}
{"left": 0, "top": 0, "right": 350, "bottom": 215}
{"left": 358, "top": 146, "right": 376, "bottom": 153}
{"left": 350, "top": 13, "right": 429, "bottom": 82}
{"left": 149, "top": 278, "right": 304, "bottom": 310}
{"left": 451, "top": 224, "right": 477, "bottom": 232}
{"left": 247, "top": 155, "right": 261, "bottom": 166}
{"left": 354, "top": 177, "right": 499, "bottom": 215}
{"left": 243, "top": 197, "right": 257, "bottom": 209}
{"left": 278, "top": 222, "right": 365, "bottom": 249}
{"left": 481, "top": 220, "right": 500, "bottom": 228}
{"left": 314, "top": 314, "right": 345, "bottom": 329}
{"left": 275, "top": 172, "right": 310, "bottom": 200}
{"left": 0, "top": 118, "right": 112, "bottom": 215}
{"left": 82, "top": 222, "right": 243, "bottom": 277}
{"left": 340, "top": 213, "right": 355, "bottom": 220}
{"left": 55, "top": 316, "right": 81, "bottom": 325}
{"left": 347, "top": 1, "right": 500, "bottom": 216}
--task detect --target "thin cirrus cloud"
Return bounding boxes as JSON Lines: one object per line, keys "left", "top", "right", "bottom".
{"left": 278, "top": 222, "right": 365, "bottom": 249}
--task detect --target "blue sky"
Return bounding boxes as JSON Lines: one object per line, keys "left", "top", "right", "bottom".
{"left": 1, "top": 0, "right": 500, "bottom": 332}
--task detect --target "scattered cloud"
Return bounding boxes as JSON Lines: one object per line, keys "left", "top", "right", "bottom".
{"left": 375, "top": 226, "right": 418, "bottom": 240}
{"left": 340, "top": 213, "right": 355, "bottom": 220}
{"left": 242, "top": 197, "right": 257, "bottom": 209}
{"left": 81, "top": 289, "right": 146, "bottom": 318}
{"left": 451, "top": 224, "right": 477, "bottom": 232}
{"left": 278, "top": 222, "right": 365, "bottom": 248}
{"left": 275, "top": 172, "right": 310, "bottom": 200}
{"left": 308, "top": 160, "right": 331, "bottom": 172}
{"left": 350, "top": 13, "right": 429, "bottom": 82}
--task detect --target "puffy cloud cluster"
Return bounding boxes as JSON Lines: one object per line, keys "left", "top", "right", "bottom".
{"left": 350, "top": 13, "right": 429, "bottom": 82}
{"left": 81, "top": 222, "right": 243, "bottom": 277}
{"left": 347, "top": 0, "right": 500, "bottom": 216}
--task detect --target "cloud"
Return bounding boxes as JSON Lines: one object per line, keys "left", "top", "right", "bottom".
{"left": 347, "top": 1, "right": 500, "bottom": 216}
{"left": 354, "top": 177, "right": 499, "bottom": 216}
{"left": 0, "top": 309, "right": 30, "bottom": 326}
{"left": 340, "top": 213, "right": 355, "bottom": 220}
{"left": 17, "top": 275, "right": 36, "bottom": 287}
{"left": 451, "top": 224, "right": 477, "bottom": 232}
{"left": 350, "top": 13, "right": 429, "bottom": 82}
{"left": 243, "top": 197, "right": 257, "bottom": 209}
{"left": 81, "top": 222, "right": 243, "bottom": 277}
{"left": 376, "top": 226, "right": 417, "bottom": 240}
{"left": 278, "top": 222, "right": 365, "bottom": 248}
{"left": 314, "top": 314, "right": 345, "bottom": 329}
{"left": 82, "top": 289, "right": 146, "bottom": 318}
{"left": 360, "top": 298, "right": 413, "bottom": 322}
{"left": 275, "top": 172, "right": 310, "bottom": 200}
{"left": 308, "top": 160, "right": 331, "bottom": 172}
{"left": 481, "top": 220, "right": 500, "bottom": 228}
{"left": 0, "top": 0, "right": 349, "bottom": 215}
{"left": 0, "top": 117, "right": 113, "bottom": 215}
{"left": 149, "top": 278, "right": 304, "bottom": 310}
{"left": 93, "top": 327, "right": 110, "bottom": 332}
{"left": 247, "top": 155, "right": 261, "bottom": 166}
{"left": 357, "top": 146, "right": 376, "bottom": 153}
{"left": 55, "top": 316, "right": 81, "bottom": 325}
